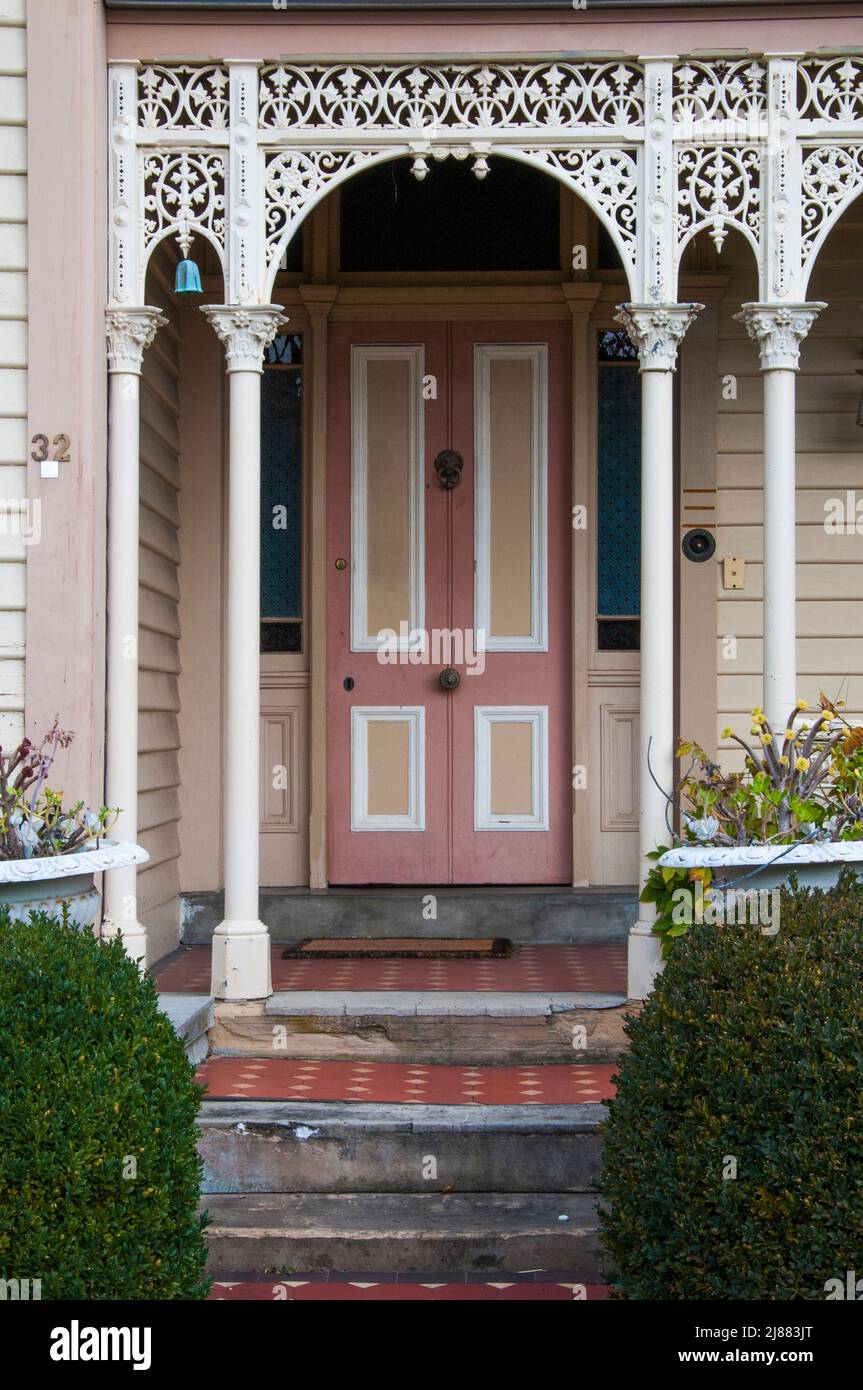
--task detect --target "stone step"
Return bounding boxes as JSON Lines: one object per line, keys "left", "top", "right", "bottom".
{"left": 159, "top": 992, "right": 214, "bottom": 1064}
{"left": 198, "top": 1099, "right": 606, "bottom": 1195}
{"left": 203, "top": 1191, "right": 604, "bottom": 1277}
{"left": 210, "top": 996, "right": 631, "bottom": 1064}
{"left": 182, "top": 887, "right": 635, "bottom": 945}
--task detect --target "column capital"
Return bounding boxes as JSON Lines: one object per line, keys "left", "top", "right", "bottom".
{"left": 201, "top": 303, "right": 288, "bottom": 372}
{"left": 614, "top": 302, "right": 703, "bottom": 371}
{"left": 734, "top": 302, "right": 827, "bottom": 370}
{"left": 105, "top": 306, "right": 167, "bottom": 374}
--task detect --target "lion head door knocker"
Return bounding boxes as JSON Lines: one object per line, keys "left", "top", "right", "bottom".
{"left": 433, "top": 448, "right": 464, "bottom": 490}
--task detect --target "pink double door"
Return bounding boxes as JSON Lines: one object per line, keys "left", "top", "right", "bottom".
{"left": 326, "top": 320, "right": 572, "bottom": 885}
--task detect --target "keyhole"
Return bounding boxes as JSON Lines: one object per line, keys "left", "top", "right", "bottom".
{"left": 343, "top": 677, "right": 355, "bottom": 692}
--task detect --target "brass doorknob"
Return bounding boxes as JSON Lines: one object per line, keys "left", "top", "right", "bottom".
{"left": 439, "top": 667, "right": 461, "bottom": 691}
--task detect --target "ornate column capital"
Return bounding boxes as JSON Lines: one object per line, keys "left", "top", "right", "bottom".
{"left": 201, "top": 304, "right": 288, "bottom": 373}
{"left": 734, "top": 302, "right": 827, "bottom": 370}
{"left": 105, "top": 306, "right": 167, "bottom": 374}
{"left": 614, "top": 303, "right": 703, "bottom": 371}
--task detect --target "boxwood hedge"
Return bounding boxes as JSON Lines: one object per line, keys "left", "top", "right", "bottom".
{"left": 600, "top": 872, "right": 863, "bottom": 1299}
{"left": 0, "top": 908, "right": 209, "bottom": 1299}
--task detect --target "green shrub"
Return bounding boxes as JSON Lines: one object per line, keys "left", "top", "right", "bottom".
{"left": 0, "top": 909, "right": 209, "bottom": 1299}
{"left": 600, "top": 872, "right": 863, "bottom": 1299}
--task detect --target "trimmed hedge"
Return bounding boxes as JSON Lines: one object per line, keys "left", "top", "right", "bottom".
{"left": 0, "top": 909, "right": 209, "bottom": 1299}
{"left": 600, "top": 872, "right": 863, "bottom": 1299}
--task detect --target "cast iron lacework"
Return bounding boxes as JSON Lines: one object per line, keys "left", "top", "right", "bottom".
{"left": 798, "top": 57, "right": 863, "bottom": 123}
{"left": 264, "top": 150, "right": 382, "bottom": 276}
{"left": 801, "top": 145, "right": 863, "bottom": 276}
{"left": 139, "top": 65, "right": 229, "bottom": 130}
{"left": 597, "top": 341, "right": 641, "bottom": 634}
{"left": 261, "top": 341, "right": 303, "bottom": 649}
{"left": 676, "top": 145, "right": 762, "bottom": 256}
{"left": 523, "top": 147, "right": 638, "bottom": 264}
{"left": 257, "top": 61, "right": 646, "bottom": 131}
{"left": 113, "top": 54, "right": 863, "bottom": 307}
{"left": 142, "top": 151, "right": 227, "bottom": 260}
{"left": 671, "top": 60, "right": 767, "bottom": 124}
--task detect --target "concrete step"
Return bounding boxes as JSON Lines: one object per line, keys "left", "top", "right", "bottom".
{"left": 183, "top": 887, "right": 635, "bottom": 945}
{"left": 159, "top": 992, "right": 214, "bottom": 1064}
{"left": 198, "top": 1099, "right": 606, "bottom": 1195}
{"left": 211, "top": 996, "right": 631, "bottom": 1064}
{"left": 203, "top": 1191, "right": 604, "bottom": 1277}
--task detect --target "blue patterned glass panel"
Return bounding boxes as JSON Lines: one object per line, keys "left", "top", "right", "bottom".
{"left": 597, "top": 357, "right": 641, "bottom": 618}
{"left": 261, "top": 351, "right": 302, "bottom": 626}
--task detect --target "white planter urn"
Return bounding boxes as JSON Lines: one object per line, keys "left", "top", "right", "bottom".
{"left": 659, "top": 840, "right": 863, "bottom": 893}
{"left": 0, "top": 839, "right": 149, "bottom": 928}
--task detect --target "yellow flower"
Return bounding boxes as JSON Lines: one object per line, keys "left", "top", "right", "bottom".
{"left": 779, "top": 755, "right": 789, "bottom": 766}
{"left": 784, "top": 730, "right": 796, "bottom": 741}
{"left": 722, "top": 727, "right": 733, "bottom": 740}
{"left": 796, "top": 698, "right": 808, "bottom": 711}
{"left": 762, "top": 732, "right": 773, "bottom": 745}
{"left": 795, "top": 756, "right": 810, "bottom": 773}
{"left": 750, "top": 727, "right": 761, "bottom": 737}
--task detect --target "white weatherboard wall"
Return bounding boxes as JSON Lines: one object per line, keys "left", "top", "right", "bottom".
{"left": 0, "top": 0, "right": 27, "bottom": 743}
{"left": 138, "top": 258, "right": 183, "bottom": 963}
{"left": 714, "top": 204, "right": 863, "bottom": 764}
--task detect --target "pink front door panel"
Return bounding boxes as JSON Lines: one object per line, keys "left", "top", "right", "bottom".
{"left": 327, "top": 320, "right": 572, "bottom": 885}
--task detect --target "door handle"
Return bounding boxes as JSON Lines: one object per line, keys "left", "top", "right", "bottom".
{"left": 433, "top": 449, "right": 464, "bottom": 490}
{"left": 439, "top": 667, "right": 461, "bottom": 691}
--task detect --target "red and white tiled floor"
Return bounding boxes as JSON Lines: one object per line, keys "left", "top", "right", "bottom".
{"left": 196, "top": 1056, "right": 616, "bottom": 1104}
{"left": 210, "top": 1278, "right": 610, "bottom": 1300}
{"left": 157, "top": 942, "right": 627, "bottom": 994}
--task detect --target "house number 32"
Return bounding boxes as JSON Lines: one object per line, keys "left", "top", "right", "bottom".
{"left": 31, "top": 433, "right": 71, "bottom": 478}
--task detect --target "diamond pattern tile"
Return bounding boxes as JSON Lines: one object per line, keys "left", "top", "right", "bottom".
{"left": 196, "top": 1057, "right": 616, "bottom": 1104}
{"left": 210, "top": 1280, "right": 610, "bottom": 1301}
{"left": 157, "top": 943, "right": 626, "bottom": 994}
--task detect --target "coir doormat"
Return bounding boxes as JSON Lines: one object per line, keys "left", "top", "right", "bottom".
{"left": 281, "top": 937, "right": 513, "bottom": 960}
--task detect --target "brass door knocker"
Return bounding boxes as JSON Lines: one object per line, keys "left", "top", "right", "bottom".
{"left": 433, "top": 449, "right": 464, "bottom": 490}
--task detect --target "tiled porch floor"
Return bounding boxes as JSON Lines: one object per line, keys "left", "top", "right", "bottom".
{"left": 210, "top": 1278, "right": 610, "bottom": 1300}
{"left": 156, "top": 942, "right": 627, "bottom": 994}
{"left": 196, "top": 1056, "right": 617, "bottom": 1104}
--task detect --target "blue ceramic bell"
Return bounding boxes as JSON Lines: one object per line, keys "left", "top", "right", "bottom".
{"left": 175, "top": 257, "right": 203, "bottom": 295}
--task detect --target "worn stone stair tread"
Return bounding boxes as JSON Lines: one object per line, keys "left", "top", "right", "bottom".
{"left": 264, "top": 990, "right": 625, "bottom": 1017}
{"left": 205, "top": 1191, "right": 600, "bottom": 1238}
{"left": 199, "top": 1099, "right": 607, "bottom": 1130}
{"left": 198, "top": 1100, "right": 606, "bottom": 1196}
{"left": 158, "top": 992, "right": 214, "bottom": 1064}
{"left": 203, "top": 1191, "right": 606, "bottom": 1274}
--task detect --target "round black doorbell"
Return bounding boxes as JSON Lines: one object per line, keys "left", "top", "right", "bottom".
{"left": 681, "top": 528, "right": 716, "bottom": 563}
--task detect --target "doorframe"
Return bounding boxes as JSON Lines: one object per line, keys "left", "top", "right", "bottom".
{"left": 297, "top": 281, "right": 607, "bottom": 888}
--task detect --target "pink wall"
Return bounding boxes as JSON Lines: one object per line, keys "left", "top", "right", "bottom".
{"left": 26, "top": 0, "right": 108, "bottom": 807}
{"left": 107, "top": 4, "right": 863, "bottom": 61}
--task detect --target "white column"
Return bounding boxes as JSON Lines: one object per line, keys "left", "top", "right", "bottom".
{"left": 615, "top": 304, "right": 702, "bottom": 1000}
{"left": 734, "top": 304, "right": 825, "bottom": 729}
{"left": 103, "top": 307, "right": 167, "bottom": 966}
{"left": 201, "top": 305, "right": 287, "bottom": 1000}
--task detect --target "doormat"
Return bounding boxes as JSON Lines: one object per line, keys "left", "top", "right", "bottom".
{"left": 281, "top": 937, "right": 513, "bottom": 960}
